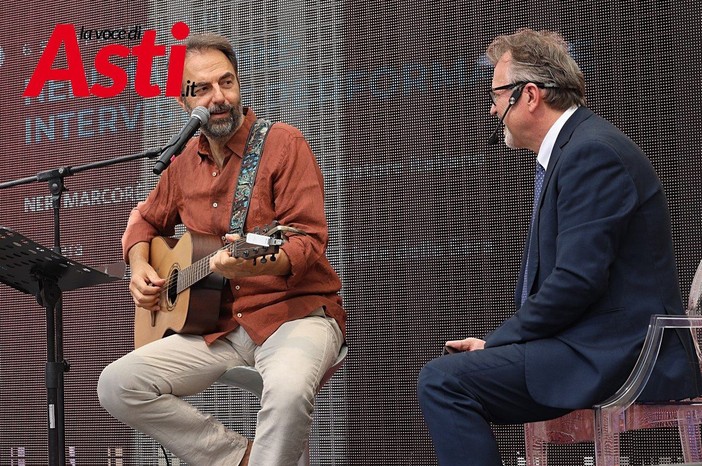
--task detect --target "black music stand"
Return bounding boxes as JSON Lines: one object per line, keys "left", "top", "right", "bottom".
{"left": 0, "top": 227, "right": 123, "bottom": 466}
{"left": 0, "top": 147, "right": 159, "bottom": 465}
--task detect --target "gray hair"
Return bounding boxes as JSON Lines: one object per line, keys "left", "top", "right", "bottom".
{"left": 486, "top": 29, "right": 586, "bottom": 109}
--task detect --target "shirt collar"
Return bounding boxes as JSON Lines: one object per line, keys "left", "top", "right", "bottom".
{"left": 196, "top": 107, "right": 257, "bottom": 163}
{"left": 537, "top": 105, "right": 578, "bottom": 170}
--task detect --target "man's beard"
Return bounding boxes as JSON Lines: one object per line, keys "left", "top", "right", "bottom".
{"left": 504, "top": 125, "right": 516, "bottom": 149}
{"left": 185, "top": 102, "right": 243, "bottom": 141}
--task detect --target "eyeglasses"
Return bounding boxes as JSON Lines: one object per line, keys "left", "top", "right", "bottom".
{"left": 487, "top": 81, "right": 559, "bottom": 105}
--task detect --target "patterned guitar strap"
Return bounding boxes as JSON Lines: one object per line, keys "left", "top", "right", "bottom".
{"left": 229, "top": 118, "right": 274, "bottom": 236}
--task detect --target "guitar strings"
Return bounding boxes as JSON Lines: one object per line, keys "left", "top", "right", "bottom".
{"left": 159, "top": 240, "right": 241, "bottom": 293}
{"left": 157, "top": 224, "right": 284, "bottom": 301}
{"left": 159, "top": 237, "right": 273, "bottom": 295}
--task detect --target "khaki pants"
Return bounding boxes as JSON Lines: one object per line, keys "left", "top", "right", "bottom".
{"left": 98, "top": 309, "right": 343, "bottom": 466}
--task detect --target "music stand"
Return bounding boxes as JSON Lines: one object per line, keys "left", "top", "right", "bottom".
{"left": 0, "top": 227, "right": 123, "bottom": 465}
{"left": 0, "top": 147, "right": 159, "bottom": 465}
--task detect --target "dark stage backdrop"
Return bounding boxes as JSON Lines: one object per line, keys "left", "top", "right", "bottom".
{"left": 0, "top": 1, "right": 700, "bottom": 465}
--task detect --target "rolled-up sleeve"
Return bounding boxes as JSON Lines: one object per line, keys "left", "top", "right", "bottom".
{"left": 271, "top": 132, "right": 330, "bottom": 288}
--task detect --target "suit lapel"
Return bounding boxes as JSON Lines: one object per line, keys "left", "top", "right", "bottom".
{"left": 521, "top": 107, "right": 594, "bottom": 302}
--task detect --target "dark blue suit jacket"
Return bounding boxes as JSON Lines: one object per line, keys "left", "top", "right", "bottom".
{"left": 485, "top": 107, "right": 701, "bottom": 409}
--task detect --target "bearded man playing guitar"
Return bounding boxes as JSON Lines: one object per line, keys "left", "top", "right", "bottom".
{"left": 97, "top": 33, "right": 345, "bottom": 466}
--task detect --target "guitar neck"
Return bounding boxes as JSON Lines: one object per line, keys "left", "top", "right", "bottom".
{"left": 175, "top": 240, "right": 235, "bottom": 293}
{"left": 176, "top": 237, "right": 277, "bottom": 293}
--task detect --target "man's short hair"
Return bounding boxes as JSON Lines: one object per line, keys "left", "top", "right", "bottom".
{"left": 185, "top": 33, "right": 239, "bottom": 75}
{"left": 487, "top": 28, "right": 586, "bottom": 109}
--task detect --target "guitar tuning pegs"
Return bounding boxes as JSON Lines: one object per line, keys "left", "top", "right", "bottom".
{"left": 260, "top": 256, "right": 267, "bottom": 264}
{"left": 269, "top": 254, "right": 277, "bottom": 262}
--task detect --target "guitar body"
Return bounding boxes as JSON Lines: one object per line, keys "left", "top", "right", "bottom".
{"left": 134, "top": 232, "right": 226, "bottom": 348}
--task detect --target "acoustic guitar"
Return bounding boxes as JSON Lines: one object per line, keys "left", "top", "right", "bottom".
{"left": 134, "top": 224, "right": 303, "bottom": 348}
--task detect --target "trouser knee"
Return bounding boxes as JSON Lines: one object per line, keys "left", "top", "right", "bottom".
{"left": 417, "top": 360, "right": 447, "bottom": 407}
{"left": 96, "top": 360, "right": 130, "bottom": 417}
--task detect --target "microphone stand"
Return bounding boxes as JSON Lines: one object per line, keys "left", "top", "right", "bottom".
{"left": 0, "top": 147, "right": 161, "bottom": 466}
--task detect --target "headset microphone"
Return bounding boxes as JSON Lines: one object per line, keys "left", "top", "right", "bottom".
{"left": 487, "top": 85, "right": 525, "bottom": 145}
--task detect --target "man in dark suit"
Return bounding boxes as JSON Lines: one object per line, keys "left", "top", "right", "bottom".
{"left": 417, "top": 28, "right": 701, "bottom": 465}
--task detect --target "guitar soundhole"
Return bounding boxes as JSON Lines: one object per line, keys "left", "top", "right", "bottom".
{"left": 166, "top": 269, "right": 179, "bottom": 307}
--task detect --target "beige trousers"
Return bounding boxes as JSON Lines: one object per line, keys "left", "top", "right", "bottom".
{"left": 97, "top": 309, "right": 343, "bottom": 466}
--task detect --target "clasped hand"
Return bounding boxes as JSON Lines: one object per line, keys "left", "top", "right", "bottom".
{"left": 444, "top": 337, "right": 485, "bottom": 352}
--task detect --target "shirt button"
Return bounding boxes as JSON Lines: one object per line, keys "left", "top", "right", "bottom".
{"left": 235, "top": 285, "right": 240, "bottom": 290}
{"left": 212, "top": 171, "right": 218, "bottom": 177}
{"left": 212, "top": 202, "right": 218, "bottom": 208}
{"left": 236, "top": 313, "right": 242, "bottom": 318}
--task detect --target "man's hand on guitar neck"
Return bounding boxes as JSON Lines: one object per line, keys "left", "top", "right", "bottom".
{"left": 210, "top": 233, "right": 292, "bottom": 279}
{"left": 128, "top": 242, "right": 166, "bottom": 312}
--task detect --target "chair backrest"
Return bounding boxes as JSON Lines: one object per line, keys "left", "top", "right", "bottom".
{"left": 688, "top": 260, "right": 702, "bottom": 315}
{"left": 687, "top": 260, "right": 702, "bottom": 364}
{"left": 593, "top": 260, "right": 702, "bottom": 410}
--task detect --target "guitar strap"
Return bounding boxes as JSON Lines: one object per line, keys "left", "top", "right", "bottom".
{"left": 229, "top": 118, "right": 274, "bottom": 236}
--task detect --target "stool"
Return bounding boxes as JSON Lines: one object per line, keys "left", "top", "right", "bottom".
{"left": 217, "top": 343, "right": 348, "bottom": 466}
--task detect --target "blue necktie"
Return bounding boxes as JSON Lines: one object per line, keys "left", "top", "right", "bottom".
{"left": 520, "top": 162, "right": 546, "bottom": 305}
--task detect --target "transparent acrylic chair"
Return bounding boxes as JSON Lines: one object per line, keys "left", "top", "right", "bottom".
{"left": 524, "top": 259, "right": 702, "bottom": 466}
{"left": 216, "top": 343, "right": 348, "bottom": 466}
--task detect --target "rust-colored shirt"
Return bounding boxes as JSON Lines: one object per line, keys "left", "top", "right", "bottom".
{"left": 122, "top": 108, "right": 345, "bottom": 345}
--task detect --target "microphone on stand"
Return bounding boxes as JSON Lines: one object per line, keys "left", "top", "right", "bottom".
{"left": 487, "top": 86, "right": 524, "bottom": 145}
{"left": 153, "top": 106, "right": 210, "bottom": 175}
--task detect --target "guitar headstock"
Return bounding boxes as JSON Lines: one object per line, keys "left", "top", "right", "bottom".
{"left": 227, "top": 222, "right": 307, "bottom": 263}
